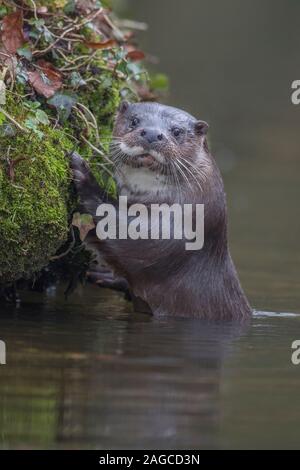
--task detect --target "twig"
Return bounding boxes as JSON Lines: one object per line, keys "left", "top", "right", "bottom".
{"left": 81, "top": 135, "right": 105, "bottom": 156}
{"left": 100, "top": 13, "right": 125, "bottom": 42}
{"left": 77, "top": 102, "right": 100, "bottom": 144}
{"left": 116, "top": 19, "right": 148, "bottom": 31}
{"left": 50, "top": 226, "right": 76, "bottom": 261}
{"left": 0, "top": 51, "right": 12, "bottom": 60}
{"left": 33, "top": 9, "right": 104, "bottom": 57}
{"left": 29, "top": 0, "right": 38, "bottom": 20}
{"left": 0, "top": 66, "right": 8, "bottom": 81}
{"left": 81, "top": 136, "right": 114, "bottom": 178}
{"left": 56, "top": 49, "right": 89, "bottom": 65}
{"left": 73, "top": 106, "right": 93, "bottom": 135}
{"left": 0, "top": 106, "right": 29, "bottom": 133}
{"left": 58, "top": 51, "right": 97, "bottom": 72}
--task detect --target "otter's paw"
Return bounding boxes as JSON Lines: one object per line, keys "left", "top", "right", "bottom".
{"left": 87, "top": 267, "right": 130, "bottom": 294}
{"left": 70, "top": 151, "right": 93, "bottom": 191}
{"left": 70, "top": 151, "right": 107, "bottom": 215}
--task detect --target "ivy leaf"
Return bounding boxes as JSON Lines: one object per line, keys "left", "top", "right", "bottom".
{"left": 100, "top": 76, "right": 113, "bottom": 90}
{"left": 127, "top": 62, "right": 142, "bottom": 76}
{"left": 72, "top": 212, "right": 95, "bottom": 242}
{"left": 64, "top": 0, "right": 76, "bottom": 14}
{"left": 70, "top": 71, "right": 86, "bottom": 88}
{"left": 15, "top": 63, "right": 29, "bottom": 85}
{"left": 150, "top": 73, "right": 169, "bottom": 91}
{"left": 0, "top": 6, "right": 8, "bottom": 18}
{"left": 0, "top": 123, "right": 16, "bottom": 137}
{"left": 116, "top": 59, "right": 129, "bottom": 76}
{"left": 24, "top": 117, "right": 44, "bottom": 139}
{"left": 43, "top": 28, "right": 53, "bottom": 44}
{"left": 47, "top": 93, "right": 77, "bottom": 121}
{"left": 35, "top": 109, "right": 50, "bottom": 125}
{"left": 17, "top": 45, "right": 33, "bottom": 61}
{"left": 24, "top": 100, "right": 41, "bottom": 111}
{"left": 28, "top": 18, "right": 45, "bottom": 30}
{"left": 24, "top": 116, "right": 38, "bottom": 130}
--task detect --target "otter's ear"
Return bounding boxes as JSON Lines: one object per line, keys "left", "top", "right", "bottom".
{"left": 195, "top": 120, "right": 209, "bottom": 136}
{"left": 119, "top": 100, "right": 130, "bottom": 113}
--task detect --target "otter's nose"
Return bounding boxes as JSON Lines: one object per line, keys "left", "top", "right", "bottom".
{"left": 140, "top": 128, "right": 164, "bottom": 144}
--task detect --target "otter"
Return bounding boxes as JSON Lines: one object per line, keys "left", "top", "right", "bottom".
{"left": 70, "top": 101, "right": 252, "bottom": 321}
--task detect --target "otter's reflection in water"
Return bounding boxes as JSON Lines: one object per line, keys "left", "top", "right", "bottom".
{"left": 0, "top": 286, "right": 247, "bottom": 449}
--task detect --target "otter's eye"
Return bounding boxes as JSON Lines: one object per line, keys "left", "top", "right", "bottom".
{"left": 172, "top": 127, "right": 182, "bottom": 138}
{"left": 130, "top": 117, "right": 139, "bottom": 128}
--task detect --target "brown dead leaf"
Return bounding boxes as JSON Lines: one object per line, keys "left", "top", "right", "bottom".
{"left": 126, "top": 49, "right": 145, "bottom": 62}
{"left": 72, "top": 212, "right": 95, "bottom": 242}
{"left": 135, "top": 84, "right": 157, "bottom": 101}
{"left": 7, "top": 157, "right": 26, "bottom": 182}
{"left": 37, "top": 59, "right": 62, "bottom": 81}
{"left": 84, "top": 39, "right": 117, "bottom": 50}
{"left": 28, "top": 60, "right": 62, "bottom": 98}
{"left": 1, "top": 11, "right": 25, "bottom": 54}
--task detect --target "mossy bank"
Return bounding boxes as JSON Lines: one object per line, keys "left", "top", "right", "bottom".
{"left": 0, "top": 0, "right": 166, "bottom": 289}
{"left": 0, "top": 126, "right": 72, "bottom": 283}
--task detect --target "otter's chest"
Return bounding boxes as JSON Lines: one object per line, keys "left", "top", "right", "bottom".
{"left": 117, "top": 166, "right": 167, "bottom": 197}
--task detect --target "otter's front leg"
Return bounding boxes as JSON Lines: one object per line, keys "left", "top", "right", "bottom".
{"left": 70, "top": 152, "right": 153, "bottom": 315}
{"left": 70, "top": 151, "right": 113, "bottom": 215}
{"left": 87, "top": 267, "right": 131, "bottom": 299}
{"left": 70, "top": 152, "right": 127, "bottom": 293}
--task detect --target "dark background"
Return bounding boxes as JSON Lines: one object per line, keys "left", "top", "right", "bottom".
{"left": 118, "top": 0, "right": 300, "bottom": 313}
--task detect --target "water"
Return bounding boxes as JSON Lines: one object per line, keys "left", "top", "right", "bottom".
{"left": 0, "top": 289, "right": 299, "bottom": 449}
{"left": 1, "top": 0, "right": 300, "bottom": 449}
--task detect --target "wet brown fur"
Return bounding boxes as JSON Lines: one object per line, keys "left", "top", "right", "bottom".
{"left": 71, "top": 102, "right": 252, "bottom": 321}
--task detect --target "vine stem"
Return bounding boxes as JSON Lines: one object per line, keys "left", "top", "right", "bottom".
{"left": 50, "top": 227, "right": 76, "bottom": 261}
{"left": 33, "top": 8, "right": 104, "bottom": 57}
{"left": 0, "top": 107, "right": 29, "bottom": 133}
{"left": 81, "top": 136, "right": 115, "bottom": 178}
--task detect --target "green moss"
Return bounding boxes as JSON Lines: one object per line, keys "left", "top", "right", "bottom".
{"left": 0, "top": 74, "right": 121, "bottom": 284}
{"left": 75, "top": 68, "right": 122, "bottom": 190}
{"left": 0, "top": 61, "right": 123, "bottom": 283}
{"left": 0, "top": 99, "right": 74, "bottom": 283}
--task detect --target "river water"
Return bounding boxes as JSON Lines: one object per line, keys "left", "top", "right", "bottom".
{"left": 0, "top": 0, "right": 300, "bottom": 449}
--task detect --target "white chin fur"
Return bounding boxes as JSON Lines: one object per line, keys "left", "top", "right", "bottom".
{"left": 119, "top": 142, "right": 144, "bottom": 157}
{"left": 117, "top": 166, "right": 167, "bottom": 196}
{"left": 119, "top": 142, "right": 165, "bottom": 164}
{"left": 149, "top": 149, "right": 165, "bottom": 164}
{"left": 117, "top": 143, "right": 167, "bottom": 196}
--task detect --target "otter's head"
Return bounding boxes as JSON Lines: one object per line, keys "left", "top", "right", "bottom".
{"left": 110, "top": 101, "right": 211, "bottom": 197}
